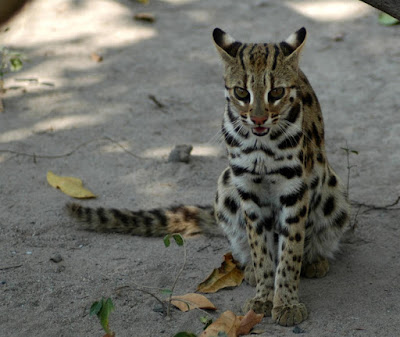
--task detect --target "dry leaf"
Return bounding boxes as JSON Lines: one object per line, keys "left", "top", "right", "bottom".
{"left": 47, "top": 171, "right": 96, "bottom": 199}
{"left": 134, "top": 12, "right": 155, "bottom": 22}
{"left": 200, "top": 310, "right": 263, "bottom": 337}
{"left": 237, "top": 310, "right": 264, "bottom": 335}
{"left": 91, "top": 52, "right": 103, "bottom": 62}
{"left": 170, "top": 293, "right": 216, "bottom": 312}
{"left": 199, "top": 311, "right": 240, "bottom": 337}
{"left": 197, "top": 252, "right": 244, "bottom": 293}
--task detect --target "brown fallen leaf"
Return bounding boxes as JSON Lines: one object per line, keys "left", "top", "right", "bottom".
{"left": 134, "top": 12, "right": 155, "bottom": 22}
{"left": 197, "top": 252, "right": 244, "bottom": 293}
{"left": 47, "top": 171, "right": 96, "bottom": 199}
{"left": 199, "top": 310, "right": 240, "bottom": 337}
{"left": 199, "top": 310, "right": 263, "bottom": 337}
{"left": 236, "top": 310, "right": 264, "bottom": 335}
{"left": 170, "top": 293, "right": 216, "bottom": 312}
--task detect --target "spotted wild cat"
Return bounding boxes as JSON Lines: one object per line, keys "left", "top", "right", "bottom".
{"left": 66, "top": 27, "right": 350, "bottom": 326}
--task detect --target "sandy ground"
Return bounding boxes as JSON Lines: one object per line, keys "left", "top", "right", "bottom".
{"left": 1, "top": 0, "right": 400, "bottom": 336}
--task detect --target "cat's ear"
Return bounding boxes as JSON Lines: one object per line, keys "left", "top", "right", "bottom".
{"left": 281, "top": 27, "right": 307, "bottom": 65}
{"left": 213, "top": 28, "right": 242, "bottom": 63}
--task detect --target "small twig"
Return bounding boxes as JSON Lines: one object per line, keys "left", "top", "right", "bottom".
{"left": 116, "top": 283, "right": 167, "bottom": 315}
{"left": 148, "top": 94, "right": 166, "bottom": 110}
{"left": 351, "top": 196, "right": 400, "bottom": 214}
{"left": 0, "top": 136, "right": 147, "bottom": 160}
{"left": 342, "top": 141, "right": 358, "bottom": 198}
{"left": 0, "top": 264, "right": 22, "bottom": 271}
{"left": 167, "top": 239, "right": 187, "bottom": 317}
{"left": 351, "top": 205, "right": 362, "bottom": 230}
{"left": 197, "top": 244, "right": 212, "bottom": 253}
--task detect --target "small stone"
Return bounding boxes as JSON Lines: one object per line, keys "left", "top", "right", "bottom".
{"left": 293, "top": 325, "right": 306, "bottom": 334}
{"left": 168, "top": 144, "right": 193, "bottom": 163}
{"left": 152, "top": 303, "right": 165, "bottom": 313}
{"left": 332, "top": 33, "right": 345, "bottom": 42}
{"left": 50, "top": 253, "right": 63, "bottom": 263}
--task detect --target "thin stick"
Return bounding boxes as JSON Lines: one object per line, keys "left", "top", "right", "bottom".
{"left": 0, "top": 264, "right": 22, "bottom": 271}
{"left": 115, "top": 283, "right": 166, "bottom": 314}
{"left": 351, "top": 196, "right": 400, "bottom": 213}
{"left": 0, "top": 136, "right": 147, "bottom": 160}
{"left": 167, "top": 239, "right": 187, "bottom": 317}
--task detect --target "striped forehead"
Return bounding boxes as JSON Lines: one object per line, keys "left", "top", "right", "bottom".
{"left": 239, "top": 43, "right": 282, "bottom": 73}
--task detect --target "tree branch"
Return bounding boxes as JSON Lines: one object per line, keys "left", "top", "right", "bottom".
{"left": 360, "top": 0, "right": 400, "bottom": 20}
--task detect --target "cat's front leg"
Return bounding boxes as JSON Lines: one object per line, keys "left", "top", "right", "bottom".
{"left": 271, "top": 184, "right": 309, "bottom": 326}
{"left": 242, "top": 205, "right": 276, "bottom": 316}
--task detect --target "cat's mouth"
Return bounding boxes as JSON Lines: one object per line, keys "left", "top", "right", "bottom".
{"left": 252, "top": 127, "right": 270, "bottom": 136}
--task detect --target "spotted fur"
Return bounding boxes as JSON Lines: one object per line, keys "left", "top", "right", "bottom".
{"left": 213, "top": 27, "right": 350, "bottom": 326}
{"left": 65, "top": 27, "right": 350, "bottom": 327}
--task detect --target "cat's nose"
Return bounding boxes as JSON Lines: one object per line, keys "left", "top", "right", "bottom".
{"left": 250, "top": 116, "right": 268, "bottom": 125}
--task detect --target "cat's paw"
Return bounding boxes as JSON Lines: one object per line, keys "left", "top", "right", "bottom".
{"left": 302, "top": 257, "right": 329, "bottom": 278}
{"left": 244, "top": 263, "right": 257, "bottom": 287}
{"left": 243, "top": 297, "right": 273, "bottom": 316}
{"left": 272, "top": 303, "right": 308, "bottom": 326}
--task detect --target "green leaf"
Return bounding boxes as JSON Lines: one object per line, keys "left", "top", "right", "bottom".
{"left": 378, "top": 12, "right": 399, "bottom": 26}
{"left": 172, "top": 233, "right": 184, "bottom": 246}
{"left": 200, "top": 316, "right": 213, "bottom": 329}
{"left": 10, "top": 57, "right": 23, "bottom": 72}
{"left": 351, "top": 150, "right": 359, "bottom": 155}
{"left": 163, "top": 234, "right": 171, "bottom": 247}
{"left": 90, "top": 300, "right": 103, "bottom": 316}
{"left": 160, "top": 288, "right": 173, "bottom": 295}
{"left": 173, "top": 332, "right": 197, "bottom": 337}
{"left": 89, "top": 297, "right": 114, "bottom": 334}
{"left": 99, "top": 298, "right": 115, "bottom": 333}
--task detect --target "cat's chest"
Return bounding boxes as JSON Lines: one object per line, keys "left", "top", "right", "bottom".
{"left": 228, "top": 142, "right": 300, "bottom": 176}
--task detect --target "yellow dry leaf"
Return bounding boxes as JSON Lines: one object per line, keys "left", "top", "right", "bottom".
{"left": 47, "top": 171, "right": 96, "bottom": 199}
{"left": 197, "top": 252, "right": 244, "bottom": 293}
{"left": 199, "top": 310, "right": 264, "bottom": 337}
{"left": 199, "top": 311, "right": 240, "bottom": 337}
{"left": 170, "top": 293, "right": 216, "bottom": 312}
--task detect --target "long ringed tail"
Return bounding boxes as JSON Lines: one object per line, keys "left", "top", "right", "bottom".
{"left": 65, "top": 203, "right": 222, "bottom": 237}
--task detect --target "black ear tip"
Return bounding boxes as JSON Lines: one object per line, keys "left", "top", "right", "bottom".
{"left": 298, "top": 27, "right": 307, "bottom": 40}
{"left": 213, "top": 27, "right": 225, "bottom": 44}
{"left": 213, "top": 28, "right": 224, "bottom": 36}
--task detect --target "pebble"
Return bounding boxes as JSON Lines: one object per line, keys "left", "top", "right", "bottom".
{"left": 293, "top": 326, "right": 306, "bottom": 334}
{"left": 50, "top": 253, "right": 63, "bottom": 263}
{"left": 168, "top": 144, "right": 193, "bottom": 163}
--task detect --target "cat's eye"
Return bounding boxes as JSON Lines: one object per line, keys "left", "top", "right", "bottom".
{"left": 234, "top": 87, "right": 250, "bottom": 101}
{"left": 269, "top": 87, "right": 285, "bottom": 100}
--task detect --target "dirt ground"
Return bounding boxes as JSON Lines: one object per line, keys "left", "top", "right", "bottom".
{"left": 1, "top": 0, "right": 400, "bottom": 336}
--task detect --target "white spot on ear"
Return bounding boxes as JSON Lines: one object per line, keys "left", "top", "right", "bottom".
{"left": 285, "top": 32, "right": 298, "bottom": 46}
{"left": 221, "top": 32, "right": 236, "bottom": 47}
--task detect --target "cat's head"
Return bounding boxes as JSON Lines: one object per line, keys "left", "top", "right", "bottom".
{"left": 213, "top": 28, "right": 306, "bottom": 137}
